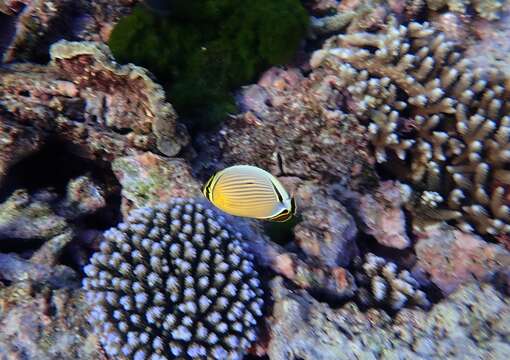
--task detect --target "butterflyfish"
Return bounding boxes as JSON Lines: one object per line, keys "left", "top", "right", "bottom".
{"left": 202, "top": 165, "right": 296, "bottom": 222}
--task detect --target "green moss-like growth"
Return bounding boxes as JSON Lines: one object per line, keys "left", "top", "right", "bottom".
{"left": 109, "top": 0, "right": 308, "bottom": 130}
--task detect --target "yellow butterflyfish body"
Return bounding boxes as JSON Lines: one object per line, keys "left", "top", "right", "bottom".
{"left": 202, "top": 165, "right": 296, "bottom": 222}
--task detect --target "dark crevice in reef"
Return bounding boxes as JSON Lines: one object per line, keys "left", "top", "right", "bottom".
{"left": 15, "top": 2, "right": 86, "bottom": 64}
{"left": 0, "top": 139, "right": 122, "bottom": 256}
{"left": 0, "top": 139, "right": 117, "bottom": 202}
{"left": 0, "top": 237, "right": 46, "bottom": 254}
{"left": 263, "top": 213, "right": 301, "bottom": 246}
{"left": 0, "top": 13, "right": 16, "bottom": 59}
{"left": 308, "top": 287, "right": 354, "bottom": 309}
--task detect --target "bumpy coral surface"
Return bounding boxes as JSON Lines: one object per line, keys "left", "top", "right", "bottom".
{"left": 311, "top": 19, "right": 510, "bottom": 238}
{"left": 353, "top": 253, "right": 431, "bottom": 311}
{"left": 83, "top": 198, "right": 264, "bottom": 360}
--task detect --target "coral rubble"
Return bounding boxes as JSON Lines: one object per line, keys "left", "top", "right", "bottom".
{"left": 311, "top": 19, "right": 510, "bottom": 238}
{"left": 0, "top": 284, "right": 104, "bottom": 360}
{"left": 268, "top": 277, "right": 510, "bottom": 360}
{"left": 0, "top": 40, "right": 187, "bottom": 182}
{"left": 83, "top": 198, "right": 265, "bottom": 360}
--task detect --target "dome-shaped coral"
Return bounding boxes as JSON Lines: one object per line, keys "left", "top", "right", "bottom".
{"left": 82, "top": 198, "right": 264, "bottom": 360}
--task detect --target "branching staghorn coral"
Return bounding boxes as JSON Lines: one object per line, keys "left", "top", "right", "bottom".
{"left": 311, "top": 19, "right": 510, "bottom": 238}
{"left": 353, "top": 253, "right": 431, "bottom": 311}
{"left": 83, "top": 198, "right": 264, "bottom": 360}
{"left": 417, "top": 0, "right": 505, "bottom": 20}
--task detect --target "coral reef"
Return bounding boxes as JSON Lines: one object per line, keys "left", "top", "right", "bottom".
{"left": 108, "top": 1, "right": 308, "bottom": 129}
{"left": 83, "top": 198, "right": 265, "bottom": 359}
{"left": 353, "top": 253, "right": 431, "bottom": 311}
{"left": 1, "top": 0, "right": 510, "bottom": 359}
{"left": 311, "top": 19, "right": 510, "bottom": 238}
{"left": 267, "top": 277, "right": 510, "bottom": 359}
{"left": 293, "top": 185, "right": 359, "bottom": 267}
{"left": 0, "top": 40, "right": 187, "bottom": 182}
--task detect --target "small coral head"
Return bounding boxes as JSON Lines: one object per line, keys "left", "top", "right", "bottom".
{"left": 82, "top": 198, "right": 265, "bottom": 360}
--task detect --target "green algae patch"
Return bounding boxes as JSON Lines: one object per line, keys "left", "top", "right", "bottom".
{"left": 108, "top": 0, "right": 308, "bottom": 130}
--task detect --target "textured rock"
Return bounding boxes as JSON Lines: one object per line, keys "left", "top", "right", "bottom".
{"left": 29, "top": 231, "right": 74, "bottom": 266}
{"left": 415, "top": 223, "right": 510, "bottom": 294}
{"left": 57, "top": 175, "right": 106, "bottom": 219}
{"left": 0, "top": 40, "right": 187, "bottom": 183}
{"left": 0, "top": 252, "right": 77, "bottom": 288}
{"left": 0, "top": 118, "right": 45, "bottom": 186}
{"left": 0, "top": 189, "right": 68, "bottom": 241}
{"left": 247, "top": 230, "right": 356, "bottom": 300}
{"left": 1, "top": 0, "right": 137, "bottom": 62}
{"left": 220, "top": 67, "right": 375, "bottom": 189}
{"left": 83, "top": 198, "right": 265, "bottom": 359}
{"left": 267, "top": 278, "right": 510, "bottom": 360}
{"left": 0, "top": 283, "right": 104, "bottom": 360}
{"left": 310, "top": 0, "right": 394, "bottom": 35}
{"left": 112, "top": 153, "right": 201, "bottom": 216}
{"left": 359, "top": 181, "right": 411, "bottom": 249}
{"left": 466, "top": 6, "right": 510, "bottom": 74}
{"left": 294, "top": 187, "right": 359, "bottom": 266}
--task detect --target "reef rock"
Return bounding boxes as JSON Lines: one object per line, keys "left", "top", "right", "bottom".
{"left": 358, "top": 181, "right": 411, "bottom": 249}
{"left": 419, "top": 0, "right": 505, "bottom": 20}
{"left": 112, "top": 153, "right": 201, "bottom": 216}
{"left": 267, "top": 277, "right": 510, "bottom": 359}
{"left": 0, "top": 40, "right": 187, "bottom": 183}
{"left": 0, "top": 0, "right": 137, "bottom": 62}
{"left": 294, "top": 184, "right": 359, "bottom": 267}
{"left": 0, "top": 283, "right": 103, "bottom": 360}
{"left": 0, "top": 189, "right": 68, "bottom": 241}
{"left": 414, "top": 223, "right": 510, "bottom": 294}
{"left": 220, "top": 67, "right": 375, "bottom": 189}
